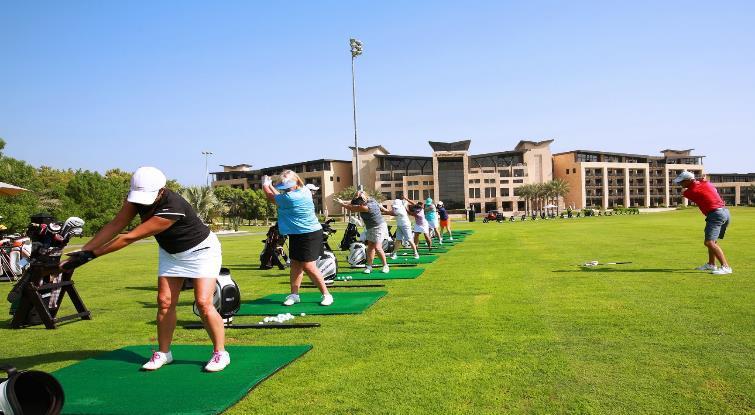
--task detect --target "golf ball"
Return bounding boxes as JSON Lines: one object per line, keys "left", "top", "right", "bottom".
{"left": 300, "top": 313, "right": 306, "bottom": 317}
{"left": 258, "top": 322, "right": 263, "bottom": 325}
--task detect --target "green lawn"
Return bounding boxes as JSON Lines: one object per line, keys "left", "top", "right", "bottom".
{"left": 2, "top": 209, "right": 753, "bottom": 414}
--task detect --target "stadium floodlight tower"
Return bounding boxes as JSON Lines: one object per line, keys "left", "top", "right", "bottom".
{"left": 350, "top": 38, "right": 364, "bottom": 191}
{"left": 202, "top": 151, "right": 214, "bottom": 187}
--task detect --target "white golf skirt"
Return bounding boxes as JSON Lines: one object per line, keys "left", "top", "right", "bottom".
{"left": 158, "top": 233, "right": 222, "bottom": 279}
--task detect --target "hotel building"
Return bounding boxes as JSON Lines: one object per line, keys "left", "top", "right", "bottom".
{"left": 354, "top": 139, "right": 554, "bottom": 213}
{"left": 211, "top": 159, "right": 353, "bottom": 214}
{"left": 708, "top": 173, "right": 755, "bottom": 206}
{"left": 552, "top": 149, "right": 706, "bottom": 209}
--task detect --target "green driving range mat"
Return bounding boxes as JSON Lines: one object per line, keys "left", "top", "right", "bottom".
{"left": 54, "top": 344, "right": 311, "bottom": 415}
{"left": 335, "top": 267, "right": 424, "bottom": 280}
{"left": 379, "top": 255, "right": 439, "bottom": 265}
{"left": 398, "top": 248, "right": 449, "bottom": 254}
{"left": 236, "top": 291, "right": 387, "bottom": 315}
{"left": 453, "top": 230, "right": 474, "bottom": 234}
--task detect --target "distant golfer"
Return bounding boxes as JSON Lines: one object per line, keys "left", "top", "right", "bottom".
{"left": 262, "top": 171, "right": 333, "bottom": 306}
{"left": 381, "top": 198, "right": 419, "bottom": 259}
{"left": 424, "top": 198, "right": 442, "bottom": 244}
{"left": 337, "top": 191, "right": 390, "bottom": 274}
{"left": 61, "top": 167, "right": 230, "bottom": 372}
{"left": 673, "top": 171, "right": 732, "bottom": 275}
{"left": 404, "top": 197, "right": 433, "bottom": 249}
{"left": 436, "top": 201, "right": 453, "bottom": 241}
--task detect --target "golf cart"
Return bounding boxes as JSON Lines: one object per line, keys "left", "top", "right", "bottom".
{"left": 482, "top": 210, "right": 504, "bottom": 223}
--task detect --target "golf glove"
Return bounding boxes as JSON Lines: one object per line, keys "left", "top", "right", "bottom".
{"left": 262, "top": 176, "right": 272, "bottom": 186}
{"left": 62, "top": 250, "right": 97, "bottom": 271}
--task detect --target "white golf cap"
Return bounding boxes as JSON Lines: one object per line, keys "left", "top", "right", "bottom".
{"left": 392, "top": 198, "right": 403, "bottom": 207}
{"left": 672, "top": 170, "right": 695, "bottom": 184}
{"left": 305, "top": 183, "right": 320, "bottom": 191}
{"left": 437, "top": 200, "right": 444, "bottom": 206}
{"left": 127, "top": 166, "right": 166, "bottom": 205}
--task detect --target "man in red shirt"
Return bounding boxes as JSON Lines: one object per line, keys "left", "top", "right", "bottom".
{"left": 673, "top": 171, "right": 732, "bottom": 275}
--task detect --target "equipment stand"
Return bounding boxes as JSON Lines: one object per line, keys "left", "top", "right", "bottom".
{"left": 10, "top": 261, "right": 91, "bottom": 329}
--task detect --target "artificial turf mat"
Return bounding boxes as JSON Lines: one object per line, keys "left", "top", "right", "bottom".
{"left": 236, "top": 291, "right": 387, "bottom": 315}
{"left": 396, "top": 248, "right": 449, "bottom": 255}
{"left": 334, "top": 267, "right": 425, "bottom": 280}
{"left": 53, "top": 344, "right": 311, "bottom": 415}
{"left": 378, "top": 255, "right": 439, "bottom": 265}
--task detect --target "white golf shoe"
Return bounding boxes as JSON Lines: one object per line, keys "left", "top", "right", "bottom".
{"left": 142, "top": 351, "right": 173, "bottom": 371}
{"left": 283, "top": 293, "right": 300, "bottom": 306}
{"left": 695, "top": 263, "right": 717, "bottom": 271}
{"left": 390, "top": 253, "right": 397, "bottom": 260}
{"left": 204, "top": 351, "right": 230, "bottom": 372}
{"left": 363, "top": 267, "right": 372, "bottom": 274}
{"left": 414, "top": 253, "right": 420, "bottom": 259}
{"left": 381, "top": 264, "right": 390, "bottom": 273}
{"left": 711, "top": 266, "right": 733, "bottom": 275}
{"left": 320, "top": 294, "right": 334, "bottom": 306}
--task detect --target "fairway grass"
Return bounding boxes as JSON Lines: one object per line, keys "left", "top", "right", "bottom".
{"left": 2, "top": 209, "right": 753, "bottom": 414}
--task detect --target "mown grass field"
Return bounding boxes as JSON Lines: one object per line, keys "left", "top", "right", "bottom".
{"left": 2, "top": 208, "right": 753, "bottom": 414}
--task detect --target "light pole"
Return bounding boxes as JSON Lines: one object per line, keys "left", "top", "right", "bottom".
{"left": 350, "top": 38, "right": 363, "bottom": 191}
{"left": 202, "top": 151, "right": 213, "bottom": 187}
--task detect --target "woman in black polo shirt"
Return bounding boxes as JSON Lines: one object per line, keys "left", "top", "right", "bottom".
{"left": 61, "top": 167, "right": 229, "bottom": 372}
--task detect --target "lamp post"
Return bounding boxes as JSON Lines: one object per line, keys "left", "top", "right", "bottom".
{"left": 201, "top": 151, "right": 213, "bottom": 187}
{"left": 350, "top": 38, "right": 363, "bottom": 191}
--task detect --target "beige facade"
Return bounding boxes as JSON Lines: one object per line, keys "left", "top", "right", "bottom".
{"left": 708, "top": 173, "right": 755, "bottom": 206}
{"left": 357, "top": 139, "right": 555, "bottom": 213}
{"left": 211, "top": 159, "right": 353, "bottom": 214}
{"left": 553, "top": 149, "right": 705, "bottom": 209}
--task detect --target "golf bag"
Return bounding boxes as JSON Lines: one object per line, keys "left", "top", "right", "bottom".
{"left": 0, "top": 365, "right": 65, "bottom": 415}
{"left": 259, "top": 224, "right": 288, "bottom": 270}
{"left": 347, "top": 242, "right": 367, "bottom": 267}
{"left": 318, "top": 220, "right": 339, "bottom": 282}
{"left": 193, "top": 268, "right": 240, "bottom": 324}
{"left": 339, "top": 216, "right": 362, "bottom": 251}
{"left": 317, "top": 251, "right": 338, "bottom": 282}
{"left": 382, "top": 236, "right": 395, "bottom": 254}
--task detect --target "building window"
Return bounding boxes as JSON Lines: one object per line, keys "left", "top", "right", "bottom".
{"left": 500, "top": 179, "right": 509, "bottom": 184}
{"left": 330, "top": 177, "right": 333, "bottom": 182}
{"left": 468, "top": 188, "right": 481, "bottom": 198}
{"left": 572, "top": 168, "right": 576, "bottom": 173}
{"left": 484, "top": 187, "right": 496, "bottom": 198}
{"left": 502, "top": 201, "right": 513, "bottom": 211}
{"left": 422, "top": 180, "right": 433, "bottom": 186}
{"left": 382, "top": 192, "right": 392, "bottom": 200}
{"left": 422, "top": 190, "right": 434, "bottom": 200}
{"left": 379, "top": 173, "right": 391, "bottom": 181}
{"left": 500, "top": 188, "right": 510, "bottom": 196}
{"left": 514, "top": 169, "right": 525, "bottom": 177}
{"left": 381, "top": 183, "right": 392, "bottom": 188}
{"left": 566, "top": 169, "right": 570, "bottom": 175}
{"left": 468, "top": 179, "right": 481, "bottom": 184}
{"left": 408, "top": 190, "right": 420, "bottom": 200}
{"left": 337, "top": 177, "right": 340, "bottom": 182}
{"left": 499, "top": 170, "right": 512, "bottom": 177}
{"left": 513, "top": 179, "right": 523, "bottom": 184}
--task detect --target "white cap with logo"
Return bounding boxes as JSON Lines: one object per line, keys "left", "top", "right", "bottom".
{"left": 127, "top": 166, "right": 167, "bottom": 205}
{"left": 305, "top": 183, "right": 320, "bottom": 191}
{"left": 672, "top": 170, "right": 695, "bottom": 184}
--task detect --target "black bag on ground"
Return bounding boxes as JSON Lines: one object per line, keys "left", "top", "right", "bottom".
{"left": 259, "top": 224, "right": 288, "bottom": 270}
{"left": 0, "top": 365, "right": 64, "bottom": 415}
{"left": 193, "top": 268, "right": 240, "bottom": 323}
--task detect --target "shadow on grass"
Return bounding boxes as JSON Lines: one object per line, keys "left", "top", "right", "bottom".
{"left": 551, "top": 268, "right": 700, "bottom": 274}
{"left": 0, "top": 350, "right": 107, "bottom": 369}
{"left": 136, "top": 300, "right": 193, "bottom": 309}
{"left": 125, "top": 286, "right": 156, "bottom": 291}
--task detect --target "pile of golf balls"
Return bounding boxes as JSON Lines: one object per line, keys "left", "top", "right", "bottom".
{"left": 259, "top": 312, "right": 308, "bottom": 324}
{"left": 336, "top": 275, "right": 354, "bottom": 281}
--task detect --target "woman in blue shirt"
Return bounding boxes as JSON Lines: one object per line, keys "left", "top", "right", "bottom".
{"left": 263, "top": 170, "right": 333, "bottom": 306}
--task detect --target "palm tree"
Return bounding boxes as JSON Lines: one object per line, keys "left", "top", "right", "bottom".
{"left": 549, "top": 179, "right": 571, "bottom": 215}
{"left": 180, "top": 186, "right": 219, "bottom": 224}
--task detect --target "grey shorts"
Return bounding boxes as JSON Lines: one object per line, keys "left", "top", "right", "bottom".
{"left": 704, "top": 208, "right": 730, "bottom": 241}
{"left": 366, "top": 222, "right": 389, "bottom": 243}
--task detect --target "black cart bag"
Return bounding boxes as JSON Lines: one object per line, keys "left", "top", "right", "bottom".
{"left": 0, "top": 365, "right": 65, "bottom": 415}
{"left": 193, "top": 268, "right": 240, "bottom": 324}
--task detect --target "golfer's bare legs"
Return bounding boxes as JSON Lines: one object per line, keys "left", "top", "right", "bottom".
{"left": 156, "top": 277, "right": 184, "bottom": 353}
{"left": 704, "top": 240, "right": 729, "bottom": 268}
{"left": 302, "top": 260, "right": 330, "bottom": 296}
{"left": 374, "top": 242, "right": 387, "bottom": 266}
{"left": 289, "top": 260, "right": 305, "bottom": 295}
{"left": 193, "top": 277, "right": 225, "bottom": 353}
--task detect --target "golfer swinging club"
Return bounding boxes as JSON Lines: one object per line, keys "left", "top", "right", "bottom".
{"left": 337, "top": 191, "right": 390, "bottom": 274}
{"left": 262, "top": 170, "right": 333, "bottom": 306}
{"left": 673, "top": 170, "right": 733, "bottom": 275}
{"left": 61, "top": 167, "right": 230, "bottom": 372}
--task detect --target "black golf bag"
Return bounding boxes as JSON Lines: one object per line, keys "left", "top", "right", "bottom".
{"left": 382, "top": 226, "right": 396, "bottom": 254}
{"left": 319, "top": 219, "right": 339, "bottom": 282}
{"left": 339, "top": 217, "right": 362, "bottom": 251}
{"left": 259, "top": 224, "right": 288, "bottom": 270}
{"left": 0, "top": 365, "right": 65, "bottom": 415}
{"left": 193, "top": 268, "right": 240, "bottom": 324}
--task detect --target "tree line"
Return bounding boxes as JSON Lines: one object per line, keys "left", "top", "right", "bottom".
{"left": 514, "top": 179, "right": 571, "bottom": 215}
{"left": 0, "top": 138, "right": 275, "bottom": 234}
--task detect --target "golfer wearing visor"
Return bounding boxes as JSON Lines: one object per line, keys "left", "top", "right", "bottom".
{"left": 61, "top": 167, "right": 230, "bottom": 372}
{"left": 673, "top": 170, "right": 733, "bottom": 275}
{"left": 262, "top": 170, "right": 333, "bottom": 306}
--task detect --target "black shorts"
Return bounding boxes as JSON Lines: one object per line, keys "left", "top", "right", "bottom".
{"left": 288, "top": 229, "right": 324, "bottom": 262}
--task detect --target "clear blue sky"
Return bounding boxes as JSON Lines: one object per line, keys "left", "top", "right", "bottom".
{"left": 1, "top": 1, "right": 753, "bottom": 185}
